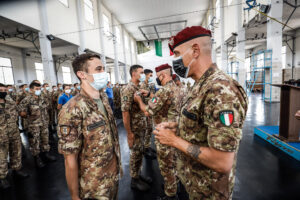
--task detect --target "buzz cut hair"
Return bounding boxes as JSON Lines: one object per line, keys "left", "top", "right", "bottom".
{"left": 29, "top": 82, "right": 41, "bottom": 89}
{"left": 144, "top": 69, "right": 153, "bottom": 75}
{"left": 130, "top": 65, "right": 143, "bottom": 77}
{"left": 72, "top": 53, "right": 101, "bottom": 80}
{"left": 0, "top": 83, "right": 7, "bottom": 88}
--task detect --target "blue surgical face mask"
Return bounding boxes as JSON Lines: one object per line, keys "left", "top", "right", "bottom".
{"left": 35, "top": 90, "right": 41, "bottom": 96}
{"left": 148, "top": 77, "right": 153, "bottom": 83}
{"left": 87, "top": 72, "right": 109, "bottom": 90}
{"left": 139, "top": 74, "right": 146, "bottom": 82}
{"left": 8, "top": 88, "right": 13, "bottom": 92}
{"left": 25, "top": 88, "right": 29, "bottom": 92}
{"left": 59, "top": 87, "right": 63, "bottom": 90}
{"left": 53, "top": 88, "right": 57, "bottom": 91}
{"left": 77, "top": 86, "right": 80, "bottom": 90}
{"left": 46, "top": 87, "right": 50, "bottom": 91}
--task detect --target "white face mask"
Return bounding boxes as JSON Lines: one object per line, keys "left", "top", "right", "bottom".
{"left": 35, "top": 90, "right": 41, "bottom": 96}
{"left": 46, "top": 87, "right": 50, "bottom": 91}
{"left": 53, "top": 88, "right": 57, "bottom": 91}
{"left": 65, "top": 89, "right": 71, "bottom": 94}
{"left": 87, "top": 72, "right": 109, "bottom": 90}
{"left": 139, "top": 74, "right": 146, "bottom": 82}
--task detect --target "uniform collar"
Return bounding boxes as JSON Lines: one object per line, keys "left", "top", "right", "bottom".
{"left": 194, "top": 63, "right": 218, "bottom": 87}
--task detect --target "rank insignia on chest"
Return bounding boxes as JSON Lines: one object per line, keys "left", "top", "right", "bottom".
{"left": 151, "top": 97, "right": 157, "bottom": 103}
{"left": 60, "top": 126, "right": 71, "bottom": 136}
{"left": 219, "top": 110, "right": 234, "bottom": 126}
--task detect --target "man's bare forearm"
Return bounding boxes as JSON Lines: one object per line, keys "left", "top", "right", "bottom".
{"left": 122, "top": 111, "right": 132, "bottom": 133}
{"left": 136, "top": 99, "right": 150, "bottom": 117}
{"left": 64, "top": 154, "right": 80, "bottom": 199}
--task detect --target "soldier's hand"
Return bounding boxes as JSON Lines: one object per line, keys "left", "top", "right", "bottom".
{"left": 139, "top": 89, "right": 149, "bottom": 96}
{"left": 154, "top": 126, "right": 177, "bottom": 147}
{"left": 157, "top": 122, "right": 178, "bottom": 130}
{"left": 127, "top": 132, "right": 135, "bottom": 149}
{"left": 295, "top": 110, "right": 300, "bottom": 120}
{"left": 134, "top": 92, "right": 142, "bottom": 102}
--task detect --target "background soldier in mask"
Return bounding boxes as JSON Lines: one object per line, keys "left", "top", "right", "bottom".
{"left": 0, "top": 83, "right": 29, "bottom": 189}
{"left": 57, "top": 84, "right": 73, "bottom": 110}
{"left": 121, "top": 65, "right": 152, "bottom": 191}
{"left": 19, "top": 81, "right": 55, "bottom": 168}
{"left": 154, "top": 26, "right": 248, "bottom": 200}
{"left": 58, "top": 53, "right": 122, "bottom": 200}
{"left": 140, "top": 69, "right": 156, "bottom": 160}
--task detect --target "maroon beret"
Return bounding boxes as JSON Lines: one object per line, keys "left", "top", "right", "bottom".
{"left": 155, "top": 64, "right": 171, "bottom": 72}
{"left": 168, "top": 26, "right": 212, "bottom": 52}
{"left": 172, "top": 74, "right": 179, "bottom": 81}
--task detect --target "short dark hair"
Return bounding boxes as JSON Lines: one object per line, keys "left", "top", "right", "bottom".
{"left": 144, "top": 69, "right": 153, "bottom": 75}
{"left": 0, "top": 83, "right": 7, "bottom": 88}
{"left": 29, "top": 82, "right": 41, "bottom": 89}
{"left": 6, "top": 84, "right": 12, "bottom": 87}
{"left": 63, "top": 84, "right": 70, "bottom": 90}
{"left": 43, "top": 83, "right": 49, "bottom": 87}
{"left": 57, "top": 83, "right": 62, "bottom": 86}
{"left": 130, "top": 65, "right": 143, "bottom": 77}
{"left": 74, "top": 83, "right": 79, "bottom": 86}
{"left": 52, "top": 86, "right": 57, "bottom": 88}
{"left": 72, "top": 53, "right": 101, "bottom": 80}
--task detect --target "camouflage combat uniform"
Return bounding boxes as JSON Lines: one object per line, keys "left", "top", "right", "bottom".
{"left": 8, "top": 91, "right": 17, "bottom": 102}
{"left": 71, "top": 88, "right": 80, "bottom": 97}
{"left": 42, "top": 90, "right": 52, "bottom": 127}
{"left": 112, "top": 87, "right": 121, "bottom": 109}
{"left": 121, "top": 81, "right": 146, "bottom": 178}
{"left": 19, "top": 93, "right": 50, "bottom": 156}
{"left": 17, "top": 91, "right": 30, "bottom": 131}
{"left": 0, "top": 95, "right": 23, "bottom": 179}
{"left": 58, "top": 90, "right": 122, "bottom": 200}
{"left": 52, "top": 89, "right": 62, "bottom": 124}
{"left": 177, "top": 64, "right": 248, "bottom": 200}
{"left": 140, "top": 81, "right": 156, "bottom": 149}
{"left": 146, "top": 80, "right": 180, "bottom": 196}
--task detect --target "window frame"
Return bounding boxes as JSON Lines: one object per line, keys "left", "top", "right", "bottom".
{"left": 62, "top": 66, "right": 72, "bottom": 84}
{"left": 83, "top": 0, "right": 94, "bottom": 25}
{"left": 58, "top": 0, "right": 69, "bottom": 7}
{"left": 34, "top": 62, "right": 44, "bottom": 84}
{"left": 0, "top": 57, "right": 15, "bottom": 85}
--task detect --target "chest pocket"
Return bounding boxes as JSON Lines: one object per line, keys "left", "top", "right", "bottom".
{"left": 29, "top": 104, "right": 41, "bottom": 116}
{"left": 182, "top": 108, "right": 199, "bottom": 128}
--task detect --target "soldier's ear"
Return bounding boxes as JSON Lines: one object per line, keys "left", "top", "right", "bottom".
{"left": 77, "top": 71, "right": 86, "bottom": 80}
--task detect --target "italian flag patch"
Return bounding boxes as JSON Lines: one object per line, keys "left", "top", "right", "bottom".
{"left": 219, "top": 110, "right": 234, "bottom": 126}
{"left": 152, "top": 97, "right": 157, "bottom": 103}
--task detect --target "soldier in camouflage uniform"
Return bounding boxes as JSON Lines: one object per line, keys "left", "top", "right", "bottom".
{"left": 112, "top": 83, "right": 121, "bottom": 118}
{"left": 19, "top": 82, "right": 55, "bottom": 168}
{"left": 17, "top": 84, "right": 30, "bottom": 132}
{"left": 121, "top": 65, "right": 152, "bottom": 191}
{"left": 58, "top": 53, "right": 122, "bottom": 200}
{"left": 134, "top": 64, "right": 180, "bottom": 200}
{"left": 71, "top": 83, "right": 80, "bottom": 96}
{"left": 154, "top": 26, "right": 248, "bottom": 200}
{"left": 172, "top": 74, "right": 187, "bottom": 109}
{"left": 7, "top": 85, "right": 17, "bottom": 101}
{"left": 139, "top": 69, "right": 157, "bottom": 159}
{"left": 0, "top": 83, "right": 28, "bottom": 189}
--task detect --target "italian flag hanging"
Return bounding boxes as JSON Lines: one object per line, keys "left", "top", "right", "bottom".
{"left": 219, "top": 111, "right": 234, "bottom": 126}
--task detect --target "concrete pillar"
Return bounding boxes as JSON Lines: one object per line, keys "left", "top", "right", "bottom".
{"left": 76, "top": 0, "right": 86, "bottom": 54}
{"left": 236, "top": 0, "right": 246, "bottom": 88}
{"left": 21, "top": 49, "right": 29, "bottom": 84}
{"left": 220, "top": 0, "right": 227, "bottom": 72}
{"left": 111, "top": 14, "right": 120, "bottom": 84}
{"left": 38, "top": 0, "right": 57, "bottom": 85}
{"left": 97, "top": 0, "right": 107, "bottom": 69}
{"left": 266, "top": 0, "right": 283, "bottom": 102}
{"left": 121, "top": 26, "right": 128, "bottom": 83}
{"left": 128, "top": 36, "right": 133, "bottom": 65}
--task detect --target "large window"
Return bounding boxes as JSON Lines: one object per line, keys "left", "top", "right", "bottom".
{"left": 245, "top": 57, "right": 251, "bottom": 81}
{"left": 0, "top": 57, "right": 14, "bottom": 84}
{"left": 35, "top": 62, "right": 44, "bottom": 84}
{"left": 58, "top": 0, "right": 68, "bottom": 7}
{"left": 84, "top": 0, "right": 94, "bottom": 24}
{"left": 228, "top": 0, "right": 233, "bottom": 6}
{"left": 62, "top": 66, "right": 72, "bottom": 84}
{"left": 103, "top": 14, "right": 110, "bottom": 34}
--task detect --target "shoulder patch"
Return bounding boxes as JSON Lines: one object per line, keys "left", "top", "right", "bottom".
{"left": 219, "top": 110, "right": 234, "bottom": 126}
{"left": 60, "top": 126, "right": 71, "bottom": 136}
{"left": 151, "top": 97, "right": 157, "bottom": 103}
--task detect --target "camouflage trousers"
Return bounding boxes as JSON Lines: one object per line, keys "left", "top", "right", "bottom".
{"left": 130, "top": 133, "right": 146, "bottom": 179}
{"left": 0, "top": 123, "right": 22, "bottom": 179}
{"left": 144, "top": 116, "right": 153, "bottom": 149}
{"left": 21, "top": 117, "right": 28, "bottom": 131}
{"left": 155, "top": 139, "right": 178, "bottom": 196}
{"left": 28, "top": 124, "right": 50, "bottom": 156}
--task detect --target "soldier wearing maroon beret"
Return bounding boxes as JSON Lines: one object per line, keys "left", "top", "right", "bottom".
{"left": 153, "top": 26, "right": 248, "bottom": 200}
{"left": 134, "top": 64, "right": 180, "bottom": 199}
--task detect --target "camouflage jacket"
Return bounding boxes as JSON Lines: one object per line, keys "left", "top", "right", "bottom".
{"left": 177, "top": 64, "right": 248, "bottom": 199}
{"left": 140, "top": 81, "right": 156, "bottom": 104}
{"left": 16, "top": 91, "right": 29, "bottom": 104}
{"left": 121, "top": 80, "right": 146, "bottom": 134}
{"left": 8, "top": 92, "right": 17, "bottom": 102}
{"left": 5, "top": 95, "right": 19, "bottom": 124}
{"left": 19, "top": 94, "right": 46, "bottom": 126}
{"left": 0, "top": 101, "right": 8, "bottom": 143}
{"left": 58, "top": 90, "right": 122, "bottom": 199}
{"left": 71, "top": 89, "right": 80, "bottom": 97}
{"left": 146, "top": 80, "right": 180, "bottom": 125}
{"left": 112, "top": 87, "right": 121, "bottom": 108}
